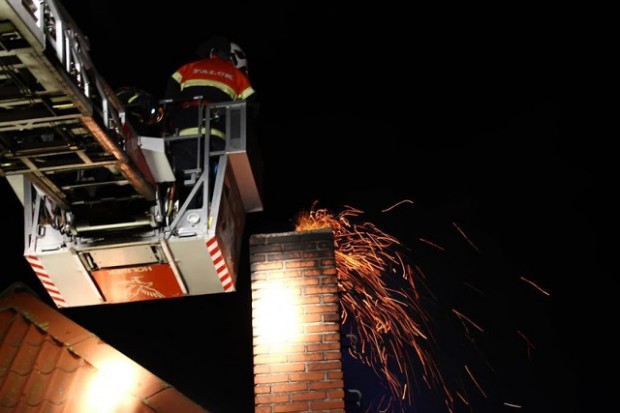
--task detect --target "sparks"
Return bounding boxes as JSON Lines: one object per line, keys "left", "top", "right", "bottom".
{"left": 520, "top": 276, "right": 551, "bottom": 296}
{"left": 452, "top": 221, "right": 480, "bottom": 253}
{"left": 517, "top": 329, "right": 536, "bottom": 361}
{"left": 381, "top": 199, "right": 415, "bottom": 212}
{"left": 418, "top": 237, "right": 446, "bottom": 251}
{"left": 294, "top": 201, "right": 543, "bottom": 413}
{"left": 464, "top": 364, "right": 487, "bottom": 398}
{"left": 504, "top": 402, "right": 523, "bottom": 408}
{"left": 452, "top": 308, "right": 485, "bottom": 333}
{"left": 295, "top": 202, "right": 449, "bottom": 412}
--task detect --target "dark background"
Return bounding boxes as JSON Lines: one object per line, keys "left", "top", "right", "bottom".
{"left": 2, "top": 1, "right": 609, "bottom": 412}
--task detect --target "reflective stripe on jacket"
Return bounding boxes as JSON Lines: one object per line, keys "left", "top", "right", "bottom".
{"left": 170, "top": 55, "right": 255, "bottom": 101}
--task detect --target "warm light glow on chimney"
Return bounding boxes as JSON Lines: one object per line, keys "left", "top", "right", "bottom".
{"left": 254, "top": 281, "right": 301, "bottom": 349}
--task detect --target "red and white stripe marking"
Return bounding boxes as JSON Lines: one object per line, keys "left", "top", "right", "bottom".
{"left": 25, "top": 255, "right": 67, "bottom": 308}
{"left": 206, "top": 237, "right": 235, "bottom": 292}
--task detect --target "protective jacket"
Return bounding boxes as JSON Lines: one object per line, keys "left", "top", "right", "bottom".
{"left": 166, "top": 55, "right": 255, "bottom": 103}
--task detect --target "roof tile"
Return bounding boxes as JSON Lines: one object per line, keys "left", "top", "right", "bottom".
{"left": 0, "top": 369, "right": 26, "bottom": 409}
{"left": 0, "top": 311, "right": 28, "bottom": 348}
{"left": 147, "top": 387, "right": 213, "bottom": 413}
{"left": 0, "top": 287, "right": 210, "bottom": 413}
{"left": 0, "top": 311, "right": 15, "bottom": 340}
{"left": 12, "top": 325, "right": 46, "bottom": 375}
{"left": 38, "top": 360, "right": 93, "bottom": 405}
{"left": 34, "top": 338, "right": 64, "bottom": 374}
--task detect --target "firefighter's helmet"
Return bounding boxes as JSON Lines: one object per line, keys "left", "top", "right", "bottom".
{"left": 196, "top": 35, "right": 230, "bottom": 60}
{"left": 116, "top": 87, "right": 163, "bottom": 129}
{"left": 197, "top": 36, "right": 249, "bottom": 75}
{"left": 230, "top": 42, "right": 248, "bottom": 75}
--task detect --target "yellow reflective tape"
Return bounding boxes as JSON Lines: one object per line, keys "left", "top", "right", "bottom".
{"left": 179, "top": 127, "right": 225, "bottom": 139}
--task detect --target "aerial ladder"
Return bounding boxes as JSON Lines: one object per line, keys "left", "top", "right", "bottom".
{"left": 0, "top": 0, "right": 263, "bottom": 308}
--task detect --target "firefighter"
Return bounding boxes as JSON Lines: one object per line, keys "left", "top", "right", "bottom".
{"left": 116, "top": 86, "right": 164, "bottom": 136}
{"left": 164, "top": 35, "right": 256, "bottom": 148}
{"left": 164, "top": 36, "right": 257, "bottom": 208}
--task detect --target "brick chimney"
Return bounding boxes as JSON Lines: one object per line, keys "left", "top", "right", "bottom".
{"left": 249, "top": 229, "right": 345, "bottom": 413}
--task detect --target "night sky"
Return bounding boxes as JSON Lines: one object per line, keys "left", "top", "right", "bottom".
{"left": 2, "top": 2, "right": 608, "bottom": 412}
